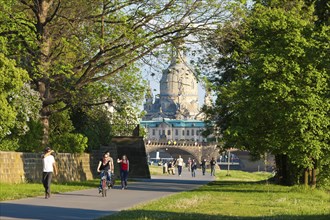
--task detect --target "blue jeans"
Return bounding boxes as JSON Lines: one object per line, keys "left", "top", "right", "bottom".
{"left": 191, "top": 169, "right": 196, "bottom": 177}
{"left": 178, "top": 166, "right": 182, "bottom": 175}
{"left": 99, "top": 170, "right": 111, "bottom": 189}
{"left": 120, "top": 170, "right": 128, "bottom": 188}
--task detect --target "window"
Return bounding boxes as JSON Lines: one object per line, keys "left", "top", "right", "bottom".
{"left": 162, "top": 130, "right": 165, "bottom": 135}
{"left": 191, "top": 129, "right": 194, "bottom": 136}
{"left": 159, "top": 130, "right": 161, "bottom": 135}
{"left": 175, "top": 129, "right": 178, "bottom": 136}
{"left": 152, "top": 129, "right": 155, "bottom": 135}
{"left": 182, "top": 130, "right": 185, "bottom": 136}
{"left": 187, "top": 130, "right": 190, "bottom": 136}
{"left": 167, "top": 130, "right": 171, "bottom": 135}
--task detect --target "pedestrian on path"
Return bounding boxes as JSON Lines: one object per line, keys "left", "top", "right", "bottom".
{"left": 167, "top": 161, "right": 175, "bottom": 175}
{"left": 201, "top": 158, "right": 207, "bottom": 175}
{"left": 210, "top": 157, "right": 217, "bottom": 176}
{"left": 191, "top": 159, "right": 197, "bottom": 177}
{"left": 117, "top": 155, "right": 129, "bottom": 190}
{"left": 175, "top": 155, "right": 184, "bottom": 176}
{"left": 41, "top": 147, "right": 58, "bottom": 199}
{"left": 104, "top": 151, "right": 115, "bottom": 187}
{"left": 187, "top": 157, "right": 192, "bottom": 172}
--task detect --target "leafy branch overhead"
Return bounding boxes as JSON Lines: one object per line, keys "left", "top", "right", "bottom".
{"left": 1, "top": 0, "right": 233, "bottom": 145}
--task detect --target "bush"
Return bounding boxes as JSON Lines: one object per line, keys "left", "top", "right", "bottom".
{"left": 50, "top": 133, "right": 88, "bottom": 153}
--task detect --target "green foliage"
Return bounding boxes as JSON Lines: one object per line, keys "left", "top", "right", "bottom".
{"left": 1, "top": 0, "right": 233, "bottom": 149}
{"left": 50, "top": 133, "right": 88, "bottom": 153}
{"left": 18, "top": 120, "right": 44, "bottom": 152}
{"left": 0, "top": 52, "right": 29, "bottom": 139}
{"left": 71, "top": 106, "right": 113, "bottom": 151}
{"left": 204, "top": 0, "right": 330, "bottom": 185}
{"left": 0, "top": 46, "right": 42, "bottom": 151}
{"left": 49, "top": 107, "right": 88, "bottom": 153}
{"left": 0, "top": 138, "right": 19, "bottom": 151}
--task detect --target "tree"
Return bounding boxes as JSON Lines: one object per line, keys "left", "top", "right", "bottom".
{"left": 204, "top": 0, "right": 330, "bottom": 186}
{"left": 0, "top": 0, "right": 233, "bottom": 147}
{"left": 0, "top": 36, "right": 42, "bottom": 150}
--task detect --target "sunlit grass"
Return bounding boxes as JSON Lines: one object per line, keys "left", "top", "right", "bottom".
{"left": 148, "top": 165, "right": 164, "bottom": 175}
{"left": 99, "top": 170, "right": 330, "bottom": 220}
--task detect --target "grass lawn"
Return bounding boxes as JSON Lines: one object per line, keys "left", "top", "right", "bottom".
{"left": 149, "top": 164, "right": 165, "bottom": 175}
{"left": 99, "top": 170, "right": 330, "bottom": 220}
{"left": 0, "top": 179, "right": 99, "bottom": 201}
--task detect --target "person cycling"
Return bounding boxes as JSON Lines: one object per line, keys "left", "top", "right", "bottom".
{"left": 97, "top": 152, "right": 114, "bottom": 193}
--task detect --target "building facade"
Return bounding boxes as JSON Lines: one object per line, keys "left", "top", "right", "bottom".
{"left": 140, "top": 119, "right": 206, "bottom": 142}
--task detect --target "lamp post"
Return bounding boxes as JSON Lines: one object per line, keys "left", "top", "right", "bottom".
{"left": 226, "top": 149, "right": 231, "bottom": 176}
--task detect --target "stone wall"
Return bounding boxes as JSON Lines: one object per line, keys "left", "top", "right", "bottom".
{"left": 0, "top": 151, "right": 94, "bottom": 184}
{"left": 0, "top": 137, "right": 151, "bottom": 184}
{"left": 111, "top": 136, "right": 151, "bottom": 179}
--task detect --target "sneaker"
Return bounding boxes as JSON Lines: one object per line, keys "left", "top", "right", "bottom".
{"left": 98, "top": 188, "right": 102, "bottom": 194}
{"left": 124, "top": 186, "right": 128, "bottom": 189}
{"left": 121, "top": 187, "right": 124, "bottom": 190}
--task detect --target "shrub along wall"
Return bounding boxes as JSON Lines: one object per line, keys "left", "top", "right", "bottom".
{"left": 0, "top": 151, "right": 94, "bottom": 184}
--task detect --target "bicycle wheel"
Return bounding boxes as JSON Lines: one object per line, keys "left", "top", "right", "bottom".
{"left": 102, "top": 179, "right": 107, "bottom": 197}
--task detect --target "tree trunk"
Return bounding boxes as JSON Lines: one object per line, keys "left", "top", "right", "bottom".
{"left": 304, "top": 168, "right": 309, "bottom": 186}
{"left": 311, "top": 159, "right": 317, "bottom": 188}
{"left": 40, "top": 115, "right": 50, "bottom": 147}
{"left": 35, "top": 1, "right": 54, "bottom": 147}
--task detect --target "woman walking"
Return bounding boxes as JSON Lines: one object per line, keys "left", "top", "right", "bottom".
{"left": 117, "top": 155, "right": 129, "bottom": 190}
{"left": 191, "top": 159, "right": 197, "bottom": 177}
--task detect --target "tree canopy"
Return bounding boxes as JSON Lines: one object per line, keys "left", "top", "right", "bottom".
{"left": 204, "top": 0, "right": 330, "bottom": 186}
{"left": 0, "top": 0, "right": 234, "bottom": 149}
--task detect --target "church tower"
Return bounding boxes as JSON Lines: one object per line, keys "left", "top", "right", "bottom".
{"left": 159, "top": 46, "right": 199, "bottom": 119}
{"left": 143, "top": 42, "right": 200, "bottom": 120}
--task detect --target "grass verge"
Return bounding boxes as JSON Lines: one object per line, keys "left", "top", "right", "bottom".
{"left": 99, "top": 170, "right": 330, "bottom": 220}
{"left": 148, "top": 165, "right": 164, "bottom": 175}
{"left": 0, "top": 179, "right": 99, "bottom": 201}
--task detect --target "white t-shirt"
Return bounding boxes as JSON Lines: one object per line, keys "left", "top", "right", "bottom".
{"left": 43, "top": 155, "right": 55, "bottom": 172}
{"left": 177, "top": 158, "right": 184, "bottom": 166}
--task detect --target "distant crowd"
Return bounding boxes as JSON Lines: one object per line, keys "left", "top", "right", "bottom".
{"left": 159, "top": 155, "right": 218, "bottom": 177}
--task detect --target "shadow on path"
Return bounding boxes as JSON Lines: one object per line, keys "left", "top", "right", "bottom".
{"left": 0, "top": 203, "right": 117, "bottom": 220}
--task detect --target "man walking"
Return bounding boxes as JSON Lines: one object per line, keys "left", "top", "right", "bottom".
{"left": 41, "top": 147, "right": 57, "bottom": 199}
{"left": 210, "top": 157, "right": 217, "bottom": 176}
{"left": 176, "top": 155, "right": 184, "bottom": 176}
{"left": 201, "top": 158, "right": 207, "bottom": 175}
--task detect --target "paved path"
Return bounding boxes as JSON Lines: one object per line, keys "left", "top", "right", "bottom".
{"left": 0, "top": 169, "right": 215, "bottom": 220}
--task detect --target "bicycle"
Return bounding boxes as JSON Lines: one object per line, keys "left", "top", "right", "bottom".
{"left": 100, "top": 170, "right": 111, "bottom": 197}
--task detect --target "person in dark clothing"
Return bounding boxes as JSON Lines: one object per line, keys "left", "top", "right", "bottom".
{"left": 201, "top": 158, "right": 207, "bottom": 175}
{"left": 191, "top": 159, "right": 197, "bottom": 177}
{"left": 97, "top": 152, "right": 113, "bottom": 193}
